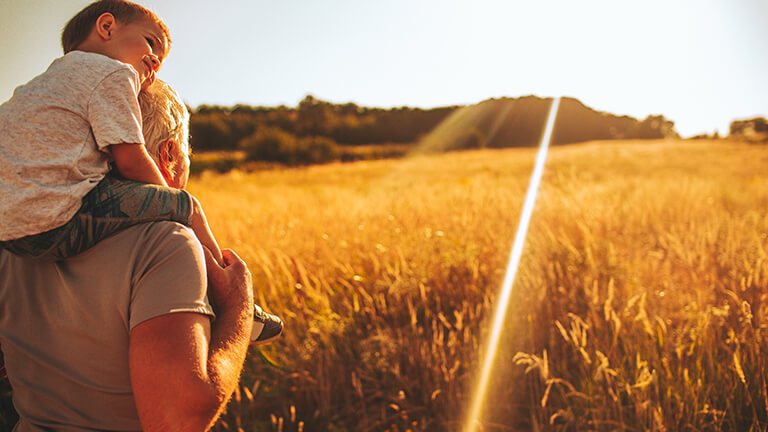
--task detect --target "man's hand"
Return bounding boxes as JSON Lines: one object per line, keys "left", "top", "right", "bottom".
{"left": 203, "top": 247, "right": 252, "bottom": 314}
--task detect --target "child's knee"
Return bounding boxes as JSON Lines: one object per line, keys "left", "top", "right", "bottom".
{"left": 186, "top": 192, "right": 199, "bottom": 210}
{"left": 188, "top": 194, "right": 205, "bottom": 219}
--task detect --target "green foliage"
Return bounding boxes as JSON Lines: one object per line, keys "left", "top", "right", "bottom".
{"left": 189, "top": 151, "right": 246, "bottom": 175}
{"left": 189, "top": 114, "right": 235, "bottom": 151}
{"left": 296, "top": 95, "right": 336, "bottom": 138}
{"left": 730, "top": 117, "right": 768, "bottom": 135}
{"left": 189, "top": 97, "right": 454, "bottom": 153}
{"left": 191, "top": 95, "right": 685, "bottom": 161}
{"left": 633, "top": 114, "right": 679, "bottom": 139}
{"left": 730, "top": 117, "right": 768, "bottom": 142}
{"left": 239, "top": 127, "right": 340, "bottom": 166}
{"left": 240, "top": 126, "right": 296, "bottom": 162}
{"left": 291, "top": 136, "right": 340, "bottom": 166}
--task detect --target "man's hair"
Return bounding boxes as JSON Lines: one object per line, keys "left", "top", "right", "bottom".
{"left": 138, "top": 79, "right": 190, "bottom": 168}
{"left": 61, "top": 0, "right": 171, "bottom": 54}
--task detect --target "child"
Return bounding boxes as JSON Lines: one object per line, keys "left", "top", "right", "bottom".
{"left": 0, "top": 0, "right": 282, "bottom": 344}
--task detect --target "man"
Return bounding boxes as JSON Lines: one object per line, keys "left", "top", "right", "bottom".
{"left": 0, "top": 80, "right": 253, "bottom": 431}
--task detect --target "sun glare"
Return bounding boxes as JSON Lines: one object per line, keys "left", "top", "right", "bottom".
{"left": 464, "top": 97, "right": 561, "bottom": 432}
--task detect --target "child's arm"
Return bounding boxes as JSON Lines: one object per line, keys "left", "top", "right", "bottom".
{"left": 111, "top": 143, "right": 168, "bottom": 187}
{"left": 114, "top": 143, "right": 224, "bottom": 266}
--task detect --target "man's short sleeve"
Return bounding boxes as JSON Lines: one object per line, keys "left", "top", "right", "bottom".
{"left": 88, "top": 67, "right": 145, "bottom": 150}
{"left": 129, "top": 223, "right": 214, "bottom": 330}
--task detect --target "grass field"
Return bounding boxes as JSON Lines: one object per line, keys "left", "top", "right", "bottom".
{"left": 3, "top": 139, "right": 763, "bottom": 431}
{"left": 183, "top": 139, "right": 768, "bottom": 431}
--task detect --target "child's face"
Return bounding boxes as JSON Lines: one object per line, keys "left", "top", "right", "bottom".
{"left": 107, "top": 18, "right": 168, "bottom": 89}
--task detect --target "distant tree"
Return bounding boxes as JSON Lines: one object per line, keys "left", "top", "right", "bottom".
{"left": 730, "top": 117, "right": 768, "bottom": 143}
{"left": 240, "top": 126, "right": 339, "bottom": 165}
{"left": 297, "top": 95, "right": 337, "bottom": 138}
{"left": 265, "top": 106, "right": 297, "bottom": 133}
{"left": 189, "top": 114, "right": 234, "bottom": 151}
{"left": 635, "top": 115, "right": 679, "bottom": 139}
{"left": 240, "top": 126, "right": 297, "bottom": 163}
{"left": 292, "top": 136, "right": 340, "bottom": 165}
{"left": 730, "top": 117, "right": 768, "bottom": 136}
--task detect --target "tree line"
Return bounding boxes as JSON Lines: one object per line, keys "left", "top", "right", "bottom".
{"left": 187, "top": 94, "right": 765, "bottom": 166}
{"left": 189, "top": 95, "right": 455, "bottom": 151}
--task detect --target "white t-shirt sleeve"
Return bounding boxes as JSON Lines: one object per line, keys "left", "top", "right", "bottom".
{"left": 87, "top": 67, "right": 145, "bottom": 150}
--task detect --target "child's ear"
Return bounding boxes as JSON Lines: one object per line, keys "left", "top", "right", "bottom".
{"left": 95, "top": 13, "right": 116, "bottom": 40}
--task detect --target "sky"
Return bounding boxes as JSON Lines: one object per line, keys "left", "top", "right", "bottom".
{"left": 0, "top": 0, "right": 766, "bottom": 137}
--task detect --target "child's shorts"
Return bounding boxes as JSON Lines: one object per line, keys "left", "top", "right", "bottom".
{"left": 0, "top": 173, "right": 194, "bottom": 259}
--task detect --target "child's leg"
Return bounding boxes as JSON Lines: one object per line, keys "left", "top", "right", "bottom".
{"left": 89, "top": 174, "right": 228, "bottom": 267}
{"left": 1, "top": 173, "right": 194, "bottom": 259}
{"left": 93, "top": 173, "right": 225, "bottom": 266}
{"left": 187, "top": 195, "right": 224, "bottom": 266}
{"left": 89, "top": 173, "right": 227, "bottom": 268}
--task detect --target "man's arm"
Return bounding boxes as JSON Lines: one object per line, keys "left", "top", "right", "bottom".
{"left": 129, "top": 248, "right": 254, "bottom": 431}
{"left": 111, "top": 143, "right": 169, "bottom": 187}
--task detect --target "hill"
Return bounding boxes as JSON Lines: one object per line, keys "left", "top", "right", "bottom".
{"left": 418, "top": 96, "right": 679, "bottom": 152}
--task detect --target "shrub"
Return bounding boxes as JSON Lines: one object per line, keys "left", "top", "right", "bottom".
{"left": 292, "top": 136, "right": 340, "bottom": 165}
{"left": 240, "top": 126, "right": 297, "bottom": 163}
{"left": 240, "top": 127, "right": 340, "bottom": 165}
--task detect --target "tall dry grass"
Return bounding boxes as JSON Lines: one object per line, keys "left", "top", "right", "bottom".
{"left": 187, "top": 140, "right": 768, "bottom": 431}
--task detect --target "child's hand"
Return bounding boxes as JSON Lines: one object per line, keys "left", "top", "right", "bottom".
{"left": 202, "top": 246, "right": 253, "bottom": 314}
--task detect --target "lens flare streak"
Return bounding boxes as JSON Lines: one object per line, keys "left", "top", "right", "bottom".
{"left": 465, "top": 97, "right": 561, "bottom": 432}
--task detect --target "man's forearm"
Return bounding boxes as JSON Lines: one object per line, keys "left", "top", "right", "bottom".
{"left": 131, "top": 306, "right": 254, "bottom": 432}
{"left": 131, "top": 250, "right": 255, "bottom": 432}
{"left": 202, "top": 299, "right": 254, "bottom": 429}
{"left": 195, "top": 248, "right": 255, "bottom": 430}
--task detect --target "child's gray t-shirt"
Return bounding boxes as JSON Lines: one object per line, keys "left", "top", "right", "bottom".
{"left": 0, "top": 51, "right": 145, "bottom": 241}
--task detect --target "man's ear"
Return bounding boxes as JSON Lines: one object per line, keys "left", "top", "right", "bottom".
{"left": 157, "top": 139, "right": 175, "bottom": 175}
{"left": 95, "top": 13, "right": 116, "bottom": 40}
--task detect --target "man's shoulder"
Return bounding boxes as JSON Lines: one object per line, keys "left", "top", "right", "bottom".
{"left": 118, "top": 222, "right": 212, "bottom": 330}
{"left": 111, "top": 221, "right": 200, "bottom": 253}
{"left": 0, "top": 222, "right": 200, "bottom": 270}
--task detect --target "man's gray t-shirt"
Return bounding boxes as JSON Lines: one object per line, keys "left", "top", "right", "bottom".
{"left": 0, "top": 222, "right": 214, "bottom": 431}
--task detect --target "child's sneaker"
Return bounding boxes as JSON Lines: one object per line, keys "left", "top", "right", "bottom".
{"left": 250, "top": 304, "right": 283, "bottom": 345}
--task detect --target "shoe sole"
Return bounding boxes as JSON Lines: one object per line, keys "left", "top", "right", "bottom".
{"left": 250, "top": 320, "right": 283, "bottom": 346}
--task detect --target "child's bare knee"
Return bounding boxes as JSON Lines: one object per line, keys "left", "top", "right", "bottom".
{"left": 186, "top": 195, "right": 206, "bottom": 224}
{"left": 189, "top": 194, "right": 202, "bottom": 214}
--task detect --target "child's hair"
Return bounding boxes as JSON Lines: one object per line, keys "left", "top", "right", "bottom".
{"left": 61, "top": 0, "right": 171, "bottom": 54}
{"left": 138, "top": 79, "right": 190, "bottom": 166}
